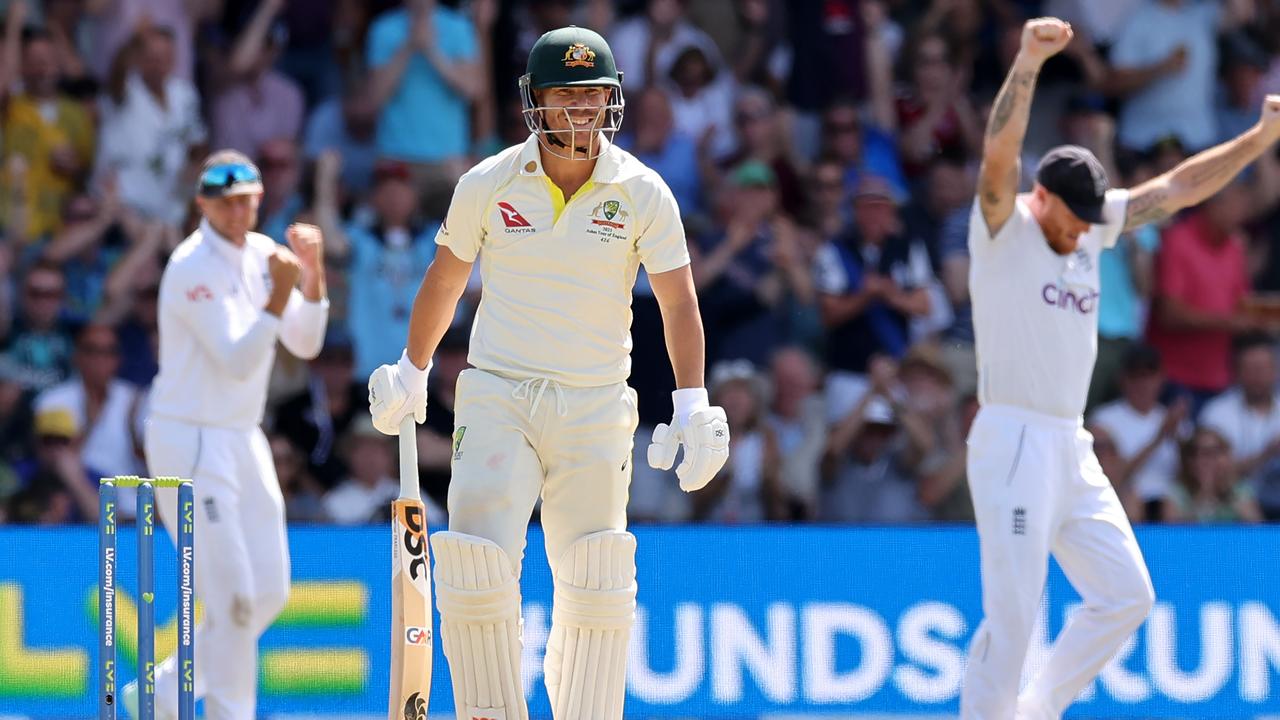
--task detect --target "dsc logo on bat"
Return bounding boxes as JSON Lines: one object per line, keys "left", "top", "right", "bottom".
{"left": 404, "top": 626, "right": 431, "bottom": 645}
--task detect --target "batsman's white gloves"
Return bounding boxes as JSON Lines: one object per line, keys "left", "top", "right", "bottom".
{"left": 647, "top": 387, "right": 730, "bottom": 492}
{"left": 367, "top": 350, "right": 430, "bottom": 436}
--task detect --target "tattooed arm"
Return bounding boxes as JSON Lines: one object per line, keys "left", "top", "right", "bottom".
{"left": 977, "top": 18, "right": 1073, "bottom": 236}
{"left": 1123, "top": 96, "right": 1280, "bottom": 232}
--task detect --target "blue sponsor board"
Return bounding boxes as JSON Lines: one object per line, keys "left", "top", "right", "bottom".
{"left": 1, "top": 525, "right": 1278, "bottom": 718}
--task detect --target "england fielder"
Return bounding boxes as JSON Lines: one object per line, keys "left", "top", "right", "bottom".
{"left": 127, "top": 150, "right": 329, "bottom": 720}
{"left": 367, "top": 26, "right": 729, "bottom": 720}
{"left": 963, "top": 17, "right": 1280, "bottom": 720}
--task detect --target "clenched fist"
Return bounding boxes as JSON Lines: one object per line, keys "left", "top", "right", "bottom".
{"left": 285, "top": 223, "right": 324, "bottom": 272}
{"left": 268, "top": 245, "right": 303, "bottom": 291}
{"left": 1020, "top": 17, "right": 1072, "bottom": 65}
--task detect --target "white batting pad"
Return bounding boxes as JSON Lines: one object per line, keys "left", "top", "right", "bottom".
{"left": 431, "top": 532, "right": 526, "bottom": 720}
{"left": 544, "top": 531, "right": 638, "bottom": 720}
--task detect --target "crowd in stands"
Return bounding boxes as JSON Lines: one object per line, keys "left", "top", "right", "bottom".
{"left": 3, "top": 0, "right": 1280, "bottom": 527}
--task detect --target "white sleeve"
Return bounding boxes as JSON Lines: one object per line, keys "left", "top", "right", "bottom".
{"left": 434, "top": 171, "right": 487, "bottom": 263}
{"left": 635, "top": 175, "right": 691, "bottom": 274}
{"left": 165, "top": 260, "right": 281, "bottom": 381}
{"left": 1099, "top": 189, "right": 1131, "bottom": 249}
{"left": 279, "top": 289, "right": 330, "bottom": 360}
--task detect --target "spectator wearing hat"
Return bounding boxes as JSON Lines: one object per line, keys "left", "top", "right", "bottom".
{"left": 690, "top": 359, "right": 785, "bottom": 523}
{"left": 9, "top": 406, "right": 98, "bottom": 523}
{"left": 324, "top": 159, "right": 441, "bottom": 379}
{"left": 813, "top": 173, "right": 941, "bottom": 422}
{"left": 819, "top": 355, "right": 931, "bottom": 524}
{"left": 1087, "top": 344, "right": 1189, "bottom": 520}
{"left": 274, "top": 330, "right": 367, "bottom": 489}
{"left": 693, "top": 159, "right": 813, "bottom": 367}
{"left": 1200, "top": 334, "right": 1280, "bottom": 521}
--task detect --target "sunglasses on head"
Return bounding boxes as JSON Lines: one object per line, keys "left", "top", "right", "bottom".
{"left": 198, "top": 163, "right": 262, "bottom": 197}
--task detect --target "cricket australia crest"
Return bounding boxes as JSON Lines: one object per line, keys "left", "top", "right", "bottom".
{"left": 563, "top": 43, "right": 596, "bottom": 68}
{"left": 588, "top": 199, "right": 629, "bottom": 241}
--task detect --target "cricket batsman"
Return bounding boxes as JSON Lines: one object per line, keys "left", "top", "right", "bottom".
{"left": 963, "top": 16, "right": 1280, "bottom": 720}
{"left": 130, "top": 150, "right": 329, "bottom": 720}
{"left": 367, "top": 25, "right": 729, "bottom": 720}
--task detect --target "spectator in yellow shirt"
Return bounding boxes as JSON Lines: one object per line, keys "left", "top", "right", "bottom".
{"left": 1, "top": 28, "right": 95, "bottom": 240}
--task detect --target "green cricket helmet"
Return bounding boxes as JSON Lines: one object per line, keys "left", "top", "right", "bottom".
{"left": 519, "top": 26, "right": 625, "bottom": 160}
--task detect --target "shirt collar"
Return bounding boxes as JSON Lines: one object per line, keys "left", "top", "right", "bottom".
{"left": 201, "top": 218, "right": 246, "bottom": 264}
{"left": 517, "top": 133, "right": 629, "bottom": 184}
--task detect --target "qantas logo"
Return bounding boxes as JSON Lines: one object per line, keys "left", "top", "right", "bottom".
{"left": 496, "top": 202, "right": 533, "bottom": 230}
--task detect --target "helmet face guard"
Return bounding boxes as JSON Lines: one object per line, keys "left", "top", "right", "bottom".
{"left": 519, "top": 75, "right": 625, "bottom": 161}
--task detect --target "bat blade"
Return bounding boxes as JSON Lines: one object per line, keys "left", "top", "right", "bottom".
{"left": 390, "top": 417, "right": 432, "bottom": 720}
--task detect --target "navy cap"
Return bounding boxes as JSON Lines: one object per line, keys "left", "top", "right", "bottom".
{"left": 1036, "top": 145, "right": 1109, "bottom": 224}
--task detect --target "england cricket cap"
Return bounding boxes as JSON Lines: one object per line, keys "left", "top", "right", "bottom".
{"left": 1036, "top": 145, "right": 1109, "bottom": 224}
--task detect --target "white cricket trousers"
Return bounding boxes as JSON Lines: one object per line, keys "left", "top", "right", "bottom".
{"left": 144, "top": 416, "right": 291, "bottom": 720}
{"left": 447, "top": 368, "right": 639, "bottom": 577}
{"left": 960, "top": 404, "right": 1155, "bottom": 720}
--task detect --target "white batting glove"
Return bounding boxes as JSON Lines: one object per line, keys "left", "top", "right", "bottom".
{"left": 647, "top": 388, "right": 730, "bottom": 492}
{"left": 367, "top": 350, "right": 430, "bottom": 436}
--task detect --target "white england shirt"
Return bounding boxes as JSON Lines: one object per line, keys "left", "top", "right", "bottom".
{"left": 149, "top": 220, "right": 329, "bottom": 429}
{"left": 435, "top": 135, "right": 691, "bottom": 387}
{"left": 968, "top": 190, "right": 1129, "bottom": 419}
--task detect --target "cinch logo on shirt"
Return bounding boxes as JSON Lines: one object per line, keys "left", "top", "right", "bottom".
{"left": 497, "top": 202, "right": 535, "bottom": 232}
{"left": 1041, "top": 282, "right": 1099, "bottom": 314}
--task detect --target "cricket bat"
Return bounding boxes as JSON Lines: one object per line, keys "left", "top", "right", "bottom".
{"left": 390, "top": 415, "right": 432, "bottom": 720}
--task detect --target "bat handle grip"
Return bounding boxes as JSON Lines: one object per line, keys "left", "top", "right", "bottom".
{"left": 398, "top": 415, "right": 420, "bottom": 501}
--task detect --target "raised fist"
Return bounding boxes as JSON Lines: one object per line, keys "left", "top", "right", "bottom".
{"left": 1020, "top": 17, "right": 1073, "bottom": 64}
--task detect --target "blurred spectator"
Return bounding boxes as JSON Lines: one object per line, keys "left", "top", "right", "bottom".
{"left": 212, "top": 2, "right": 305, "bottom": 157}
{"left": 39, "top": 185, "right": 128, "bottom": 325}
{"left": 85, "top": 0, "right": 203, "bottom": 83}
{"left": 693, "top": 160, "right": 812, "bottom": 366}
{"left": 1110, "top": 0, "right": 1253, "bottom": 152}
{"left": 896, "top": 343, "right": 966, "bottom": 519}
{"left": 269, "top": 0, "right": 341, "bottom": 110}
{"left": 663, "top": 43, "right": 736, "bottom": 162}
{"left": 782, "top": 0, "right": 869, "bottom": 160}
{"left": 95, "top": 26, "right": 206, "bottom": 225}
{"left": 766, "top": 346, "right": 827, "bottom": 520}
{"left": 95, "top": 219, "right": 171, "bottom": 385}
{"left": 303, "top": 79, "right": 379, "bottom": 194}
{"left": 1165, "top": 426, "right": 1262, "bottom": 523}
{"left": 331, "top": 159, "right": 438, "bottom": 379}
{"left": 892, "top": 32, "right": 983, "bottom": 181}
{"left": 274, "top": 331, "right": 366, "bottom": 489}
{"left": 270, "top": 432, "right": 330, "bottom": 523}
{"left": 1, "top": 27, "right": 96, "bottom": 240}
{"left": 804, "top": 157, "right": 851, "bottom": 240}
{"left": 814, "top": 174, "right": 937, "bottom": 420}
{"left": 718, "top": 85, "right": 805, "bottom": 218}
{"left": 1217, "top": 31, "right": 1273, "bottom": 143}
{"left": 610, "top": 0, "right": 722, "bottom": 91}
{"left": 324, "top": 414, "right": 445, "bottom": 525}
{"left": 818, "top": 95, "right": 907, "bottom": 202}
{"left": 819, "top": 356, "right": 931, "bottom": 524}
{"left": 366, "top": 0, "right": 481, "bottom": 197}
{"left": 33, "top": 322, "right": 143, "bottom": 481}
{"left": 1147, "top": 180, "right": 1258, "bottom": 414}
{"left": 0, "top": 261, "right": 75, "bottom": 392}
{"left": 417, "top": 325, "right": 468, "bottom": 509}
{"left": 1090, "top": 145, "right": 1161, "bottom": 410}
{"left": 8, "top": 406, "right": 98, "bottom": 522}
{"left": 935, "top": 199, "right": 977, "bottom": 396}
{"left": 0, "top": 362, "right": 33, "bottom": 464}
{"left": 43, "top": 0, "right": 93, "bottom": 90}
{"left": 920, "top": 390, "right": 978, "bottom": 523}
{"left": 1087, "top": 344, "right": 1188, "bottom": 521}
{"left": 617, "top": 85, "right": 703, "bottom": 220}
{"left": 255, "top": 137, "right": 305, "bottom": 242}
{"left": 691, "top": 359, "right": 785, "bottom": 523}
{"left": 1200, "top": 335, "right": 1280, "bottom": 521}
